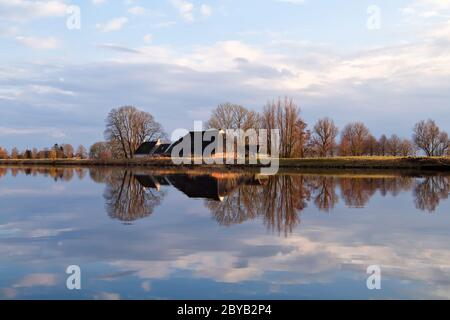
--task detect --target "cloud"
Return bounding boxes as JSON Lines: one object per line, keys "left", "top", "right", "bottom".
{"left": 275, "top": 0, "right": 306, "bottom": 4}
{"left": 96, "top": 43, "right": 141, "bottom": 54}
{"left": 96, "top": 17, "right": 128, "bottom": 32}
{"left": 13, "top": 273, "right": 58, "bottom": 288}
{"left": 92, "top": 0, "right": 107, "bottom": 5}
{"left": 200, "top": 4, "right": 212, "bottom": 17}
{"left": 15, "top": 36, "right": 59, "bottom": 49}
{"left": 128, "top": 6, "right": 146, "bottom": 15}
{"left": 0, "top": 0, "right": 68, "bottom": 22}
{"left": 143, "top": 34, "right": 153, "bottom": 43}
{"left": 400, "top": 0, "right": 450, "bottom": 20}
{"left": 94, "top": 292, "right": 121, "bottom": 300}
{"left": 170, "top": 0, "right": 194, "bottom": 22}
{"left": 0, "top": 126, "right": 66, "bottom": 139}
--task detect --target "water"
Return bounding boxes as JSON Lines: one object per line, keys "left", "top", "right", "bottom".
{"left": 0, "top": 166, "right": 449, "bottom": 300}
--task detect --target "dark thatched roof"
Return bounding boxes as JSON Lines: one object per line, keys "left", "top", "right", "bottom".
{"left": 135, "top": 141, "right": 159, "bottom": 155}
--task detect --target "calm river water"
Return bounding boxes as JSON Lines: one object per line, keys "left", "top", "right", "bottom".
{"left": 0, "top": 166, "right": 449, "bottom": 300}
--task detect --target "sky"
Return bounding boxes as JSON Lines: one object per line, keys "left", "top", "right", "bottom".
{"left": 1, "top": 0, "right": 450, "bottom": 150}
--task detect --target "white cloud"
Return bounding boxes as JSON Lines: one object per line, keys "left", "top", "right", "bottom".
{"left": 170, "top": 0, "right": 194, "bottom": 22}
{"left": 128, "top": 6, "right": 146, "bottom": 15}
{"left": 96, "top": 17, "right": 128, "bottom": 32}
{"left": 0, "top": 0, "right": 68, "bottom": 21}
{"left": 275, "top": 0, "right": 306, "bottom": 4}
{"left": 143, "top": 34, "right": 153, "bottom": 43}
{"left": 200, "top": 4, "right": 212, "bottom": 17}
{"left": 92, "top": 0, "right": 107, "bottom": 5}
{"left": 15, "top": 36, "right": 59, "bottom": 49}
{"left": 0, "top": 126, "right": 67, "bottom": 139}
{"left": 94, "top": 292, "right": 121, "bottom": 300}
{"left": 13, "top": 274, "right": 58, "bottom": 288}
{"left": 401, "top": 0, "right": 450, "bottom": 20}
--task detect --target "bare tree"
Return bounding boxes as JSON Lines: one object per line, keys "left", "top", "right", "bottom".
{"left": 311, "top": 117, "right": 339, "bottom": 157}
{"left": 378, "top": 134, "right": 388, "bottom": 156}
{"left": 339, "top": 122, "right": 370, "bottom": 156}
{"left": 10, "top": 147, "right": 20, "bottom": 159}
{"left": 262, "top": 97, "right": 308, "bottom": 158}
{"left": 89, "top": 142, "right": 112, "bottom": 160}
{"left": 400, "top": 138, "right": 416, "bottom": 157}
{"left": 365, "top": 134, "right": 379, "bottom": 156}
{"left": 207, "top": 103, "right": 260, "bottom": 130}
{"left": 387, "top": 134, "right": 402, "bottom": 156}
{"left": 413, "top": 119, "right": 449, "bottom": 156}
{"left": 31, "top": 148, "right": 38, "bottom": 159}
{"left": 0, "top": 147, "right": 8, "bottom": 159}
{"left": 62, "top": 144, "right": 74, "bottom": 158}
{"left": 75, "top": 145, "right": 88, "bottom": 159}
{"left": 105, "top": 106, "right": 166, "bottom": 159}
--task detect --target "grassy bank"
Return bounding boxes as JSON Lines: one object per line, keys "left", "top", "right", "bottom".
{"left": 0, "top": 156, "right": 449, "bottom": 171}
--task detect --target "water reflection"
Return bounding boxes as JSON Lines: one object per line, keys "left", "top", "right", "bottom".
{"left": 415, "top": 176, "right": 450, "bottom": 213}
{"left": 1, "top": 166, "right": 450, "bottom": 300}
{"left": 1, "top": 167, "right": 449, "bottom": 231}
{"left": 104, "top": 170, "right": 166, "bottom": 222}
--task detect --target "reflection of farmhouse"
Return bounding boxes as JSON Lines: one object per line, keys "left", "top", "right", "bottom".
{"left": 134, "top": 129, "right": 262, "bottom": 159}
{"left": 134, "top": 173, "right": 266, "bottom": 201}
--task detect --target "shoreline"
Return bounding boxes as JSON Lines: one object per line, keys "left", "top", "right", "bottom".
{"left": 0, "top": 156, "right": 449, "bottom": 171}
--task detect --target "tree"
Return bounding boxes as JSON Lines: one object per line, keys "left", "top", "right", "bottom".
{"left": 0, "top": 147, "right": 8, "bottom": 159}
{"left": 378, "top": 134, "right": 388, "bottom": 156}
{"left": 262, "top": 97, "right": 308, "bottom": 158}
{"left": 31, "top": 148, "right": 38, "bottom": 159}
{"left": 53, "top": 144, "right": 64, "bottom": 158}
{"left": 62, "top": 144, "right": 74, "bottom": 158}
{"left": 311, "top": 118, "right": 339, "bottom": 157}
{"left": 387, "top": 134, "right": 402, "bottom": 156}
{"left": 413, "top": 119, "right": 449, "bottom": 156}
{"left": 365, "top": 134, "right": 379, "bottom": 156}
{"left": 400, "top": 139, "right": 415, "bottom": 157}
{"left": 207, "top": 103, "right": 260, "bottom": 130}
{"left": 48, "top": 149, "right": 57, "bottom": 160}
{"left": 89, "top": 142, "right": 112, "bottom": 160}
{"left": 10, "top": 147, "right": 20, "bottom": 159}
{"left": 105, "top": 106, "right": 166, "bottom": 159}
{"left": 339, "top": 122, "right": 370, "bottom": 156}
{"left": 76, "top": 145, "right": 88, "bottom": 159}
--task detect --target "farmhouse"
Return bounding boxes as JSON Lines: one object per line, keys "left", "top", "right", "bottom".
{"left": 134, "top": 139, "right": 172, "bottom": 158}
{"left": 134, "top": 129, "right": 263, "bottom": 159}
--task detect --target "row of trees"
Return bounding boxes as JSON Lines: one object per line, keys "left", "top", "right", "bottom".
{"left": 206, "top": 98, "right": 450, "bottom": 158}
{"left": 1, "top": 100, "right": 449, "bottom": 160}
{"left": 0, "top": 144, "right": 88, "bottom": 160}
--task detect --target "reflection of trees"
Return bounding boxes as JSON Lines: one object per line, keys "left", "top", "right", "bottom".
{"left": 206, "top": 181, "right": 260, "bottom": 226}
{"left": 339, "top": 178, "right": 377, "bottom": 208}
{"left": 378, "top": 177, "right": 414, "bottom": 197}
{"left": 261, "top": 176, "right": 310, "bottom": 235}
{"left": 339, "top": 177, "right": 417, "bottom": 208}
{"left": 2, "top": 166, "right": 449, "bottom": 225}
{"left": 414, "top": 176, "right": 450, "bottom": 213}
{"left": 207, "top": 175, "right": 310, "bottom": 236}
{"left": 0, "top": 166, "right": 79, "bottom": 181}
{"left": 103, "top": 170, "right": 165, "bottom": 222}
{"left": 307, "top": 176, "right": 338, "bottom": 212}
{"left": 207, "top": 174, "right": 450, "bottom": 234}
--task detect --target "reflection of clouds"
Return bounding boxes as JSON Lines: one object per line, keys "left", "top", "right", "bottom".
{"left": 107, "top": 226, "right": 450, "bottom": 298}
{"left": 94, "top": 292, "right": 121, "bottom": 300}
{"left": 2, "top": 288, "right": 18, "bottom": 299}
{"left": 0, "top": 222, "right": 76, "bottom": 239}
{"left": 141, "top": 281, "right": 151, "bottom": 292}
{"left": 13, "top": 273, "right": 58, "bottom": 288}
{"left": 0, "top": 185, "right": 66, "bottom": 197}
{"left": 1, "top": 168, "right": 450, "bottom": 299}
